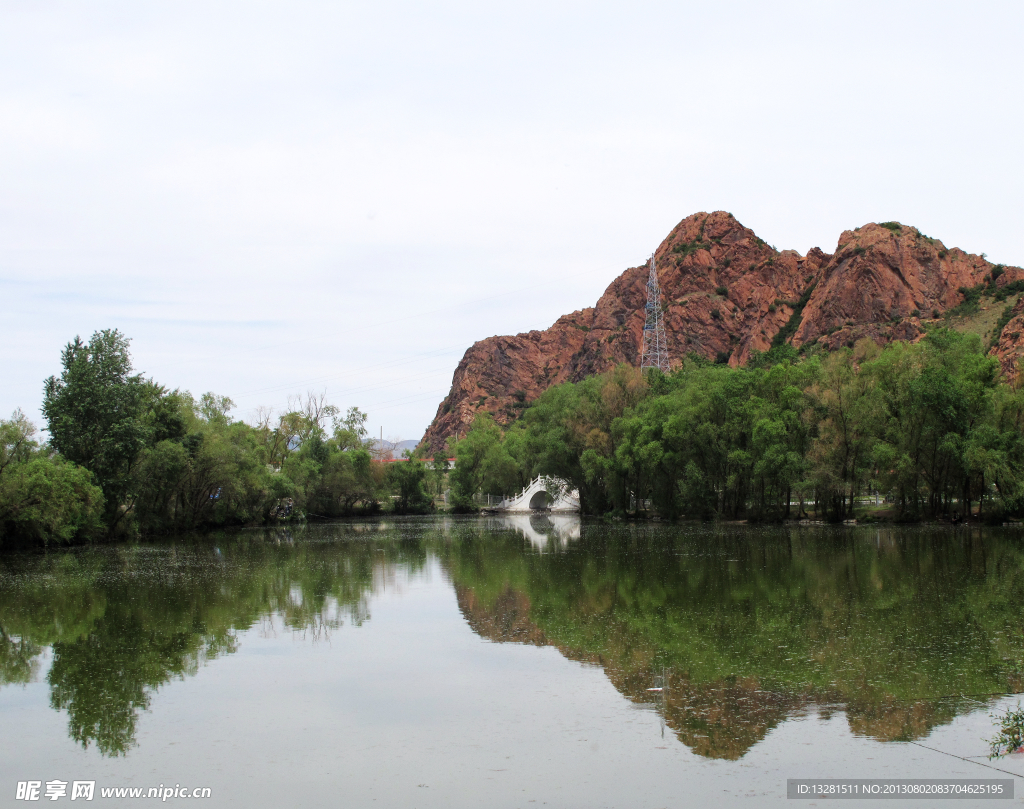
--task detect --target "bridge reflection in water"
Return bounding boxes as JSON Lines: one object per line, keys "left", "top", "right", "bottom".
{"left": 486, "top": 513, "right": 581, "bottom": 551}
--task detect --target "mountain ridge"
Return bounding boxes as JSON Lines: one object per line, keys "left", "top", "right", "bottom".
{"left": 422, "top": 212, "right": 1024, "bottom": 452}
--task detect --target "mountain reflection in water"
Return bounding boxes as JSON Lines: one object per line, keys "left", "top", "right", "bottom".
{"left": 1, "top": 520, "right": 1022, "bottom": 761}
{"left": 450, "top": 520, "right": 1024, "bottom": 759}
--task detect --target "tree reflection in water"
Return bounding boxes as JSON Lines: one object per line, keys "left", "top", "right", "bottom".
{"left": 445, "top": 521, "right": 1024, "bottom": 759}
{"left": 0, "top": 521, "right": 1022, "bottom": 760}
{"left": 0, "top": 526, "right": 426, "bottom": 756}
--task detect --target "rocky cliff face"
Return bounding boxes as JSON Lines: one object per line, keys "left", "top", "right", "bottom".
{"left": 992, "top": 296, "right": 1024, "bottom": 378}
{"left": 422, "top": 212, "right": 1024, "bottom": 452}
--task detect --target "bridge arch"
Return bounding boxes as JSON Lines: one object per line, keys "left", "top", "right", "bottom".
{"left": 489, "top": 475, "right": 579, "bottom": 513}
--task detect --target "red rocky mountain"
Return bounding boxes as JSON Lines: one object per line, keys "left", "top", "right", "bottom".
{"left": 422, "top": 212, "right": 1024, "bottom": 452}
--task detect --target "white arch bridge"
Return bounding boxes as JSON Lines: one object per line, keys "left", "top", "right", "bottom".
{"left": 483, "top": 476, "right": 580, "bottom": 513}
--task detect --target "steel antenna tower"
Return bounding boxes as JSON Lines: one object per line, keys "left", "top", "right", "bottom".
{"left": 640, "top": 254, "right": 670, "bottom": 372}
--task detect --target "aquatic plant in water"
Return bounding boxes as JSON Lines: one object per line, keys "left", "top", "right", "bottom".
{"left": 989, "top": 703, "right": 1024, "bottom": 759}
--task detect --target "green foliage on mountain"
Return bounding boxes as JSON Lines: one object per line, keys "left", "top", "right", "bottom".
{"left": 456, "top": 328, "right": 1024, "bottom": 521}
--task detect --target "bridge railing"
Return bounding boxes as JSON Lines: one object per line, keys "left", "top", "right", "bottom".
{"left": 493, "top": 476, "right": 581, "bottom": 511}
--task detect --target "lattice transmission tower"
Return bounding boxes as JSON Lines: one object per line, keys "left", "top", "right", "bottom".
{"left": 640, "top": 255, "right": 670, "bottom": 372}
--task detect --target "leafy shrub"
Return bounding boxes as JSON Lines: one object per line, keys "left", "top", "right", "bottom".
{"left": 771, "top": 283, "right": 816, "bottom": 349}
{"left": 710, "top": 309, "right": 721, "bottom": 320}
{"left": 672, "top": 239, "right": 711, "bottom": 259}
{"left": 0, "top": 457, "right": 104, "bottom": 545}
{"left": 949, "top": 278, "right": 1024, "bottom": 319}
{"left": 951, "top": 285, "right": 984, "bottom": 316}
{"left": 715, "top": 286, "right": 728, "bottom": 297}
{"left": 989, "top": 703, "right": 1024, "bottom": 758}
{"left": 879, "top": 222, "right": 902, "bottom": 233}
{"left": 991, "top": 304, "right": 1016, "bottom": 349}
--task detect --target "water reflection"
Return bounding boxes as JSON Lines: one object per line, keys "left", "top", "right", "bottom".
{"left": 0, "top": 528, "right": 426, "bottom": 755}
{"left": 490, "top": 513, "right": 581, "bottom": 551}
{"left": 443, "top": 524, "right": 1024, "bottom": 759}
{"left": 0, "top": 521, "right": 1022, "bottom": 762}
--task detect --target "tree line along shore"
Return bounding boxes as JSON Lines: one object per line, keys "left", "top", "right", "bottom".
{"left": 0, "top": 329, "right": 447, "bottom": 547}
{"left": 447, "top": 327, "right": 1024, "bottom": 522}
{"left": 2, "top": 326, "right": 1024, "bottom": 547}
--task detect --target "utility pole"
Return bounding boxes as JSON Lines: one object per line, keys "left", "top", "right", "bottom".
{"left": 640, "top": 254, "right": 670, "bottom": 372}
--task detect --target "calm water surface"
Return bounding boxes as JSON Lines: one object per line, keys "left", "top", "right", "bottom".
{"left": 1, "top": 517, "right": 1023, "bottom": 807}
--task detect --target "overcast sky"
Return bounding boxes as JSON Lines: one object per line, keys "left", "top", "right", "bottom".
{"left": 2, "top": 0, "right": 1022, "bottom": 441}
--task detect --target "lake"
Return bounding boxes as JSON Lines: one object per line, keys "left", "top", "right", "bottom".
{"left": 1, "top": 517, "right": 1023, "bottom": 807}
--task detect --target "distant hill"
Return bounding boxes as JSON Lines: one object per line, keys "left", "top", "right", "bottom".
{"left": 422, "top": 211, "right": 1024, "bottom": 452}
{"left": 367, "top": 438, "right": 420, "bottom": 458}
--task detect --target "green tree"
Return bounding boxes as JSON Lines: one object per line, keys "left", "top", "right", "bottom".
{"left": 806, "top": 347, "right": 873, "bottom": 521}
{"left": 518, "top": 365, "right": 648, "bottom": 513}
{"left": 448, "top": 414, "right": 519, "bottom": 508}
{"left": 864, "top": 330, "right": 1000, "bottom": 519}
{"left": 334, "top": 406, "right": 369, "bottom": 451}
{"left": 42, "top": 330, "right": 147, "bottom": 527}
{"left": 0, "top": 411, "right": 103, "bottom": 545}
{"left": 387, "top": 455, "right": 433, "bottom": 513}
{"left": 197, "top": 392, "right": 235, "bottom": 425}
{"left": 430, "top": 449, "right": 450, "bottom": 498}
